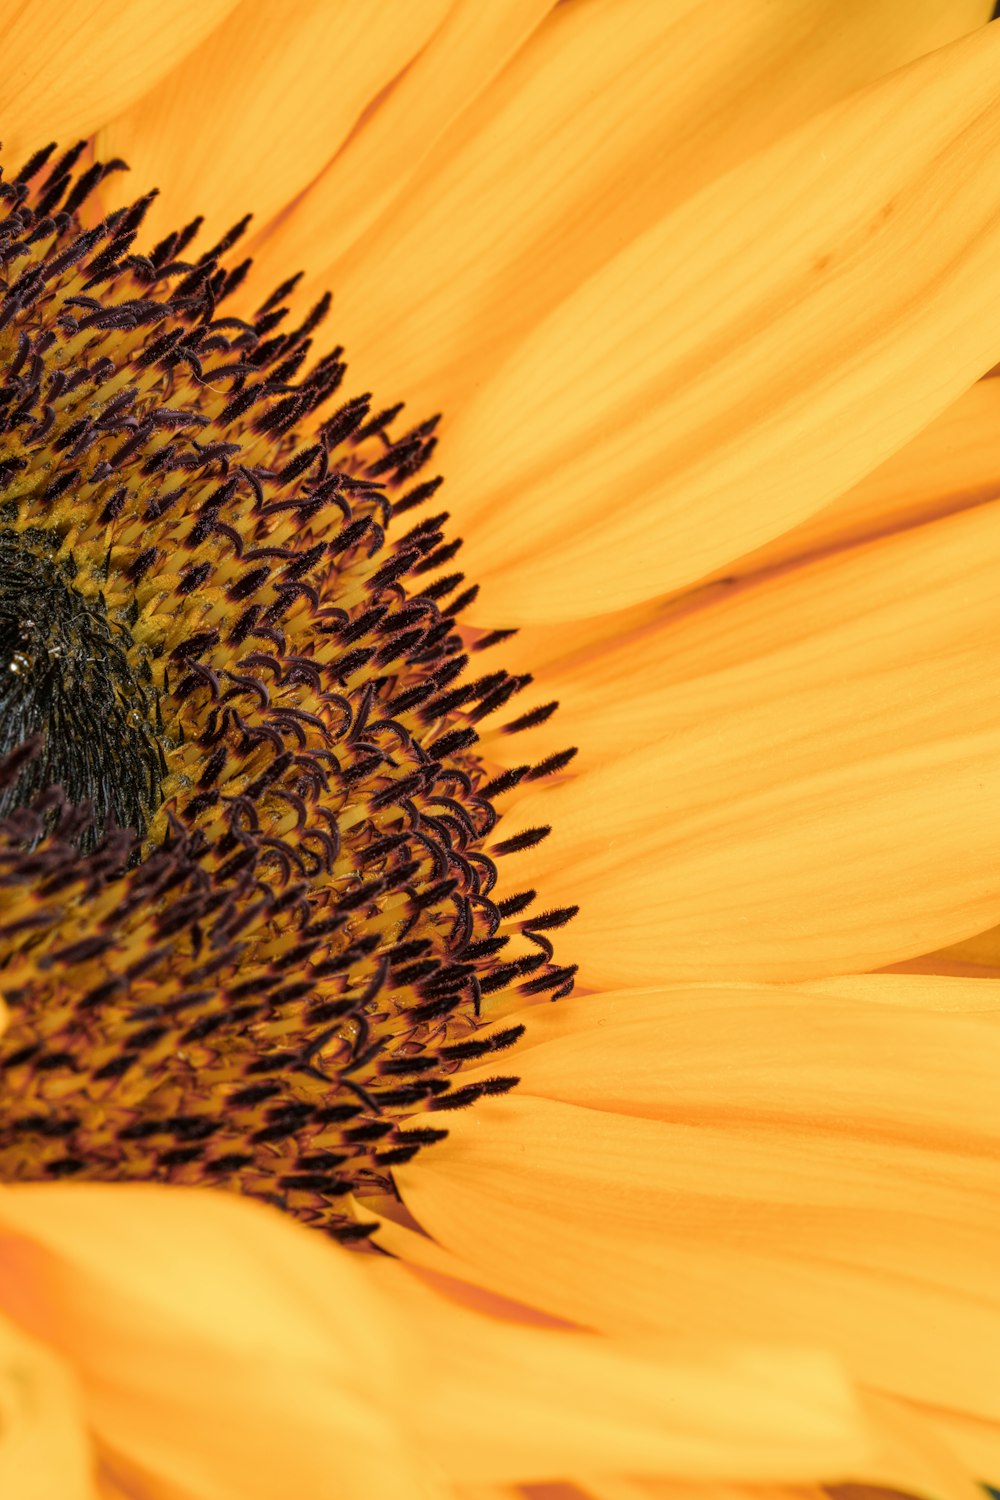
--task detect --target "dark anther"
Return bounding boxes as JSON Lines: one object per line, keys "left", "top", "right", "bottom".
{"left": 492, "top": 826, "right": 551, "bottom": 856}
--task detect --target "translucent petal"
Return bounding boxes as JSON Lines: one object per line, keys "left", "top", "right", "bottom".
{"left": 706, "top": 377, "right": 1000, "bottom": 584}
{"left": 477, "top": 981, "right": 1000, "bottom": 1144}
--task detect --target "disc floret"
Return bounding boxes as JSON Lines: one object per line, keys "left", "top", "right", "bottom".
{"left": 0, "top": 144, "right": 576, "bottom": 1240}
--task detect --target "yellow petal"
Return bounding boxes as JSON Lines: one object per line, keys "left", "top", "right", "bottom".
{"left": 321, "top": 0, "right": 992, "bottom": 429}
{"left": 503, "top": 502, "right": 1000, "bottom": 982}
{"left": 0, "top": 1185, "right": 435, "bottom": 1500}
{"left": 853, "top": 1392, "right": 991, "bottom": 1500}
{"left": 798, "top": 973, "right": 1000, "bottom": 1011}
{"left": 705, "top": 376, "right": 1000, "bottom": 584}
{"left": 97, "top": 0, "right": 451, "bottom": 246}
{"left": 902, "top": 919, "right": 1000, "bottom": 978}
{"left": 0, "top": 1309, "right": 94, "bottom": 1500}
{"left": 422, "top": 19, "right": 1000, "bottom": 620}
{"left": 249, "top": 0, "right": 558, "bottom": 292}
{"left": 0, "top": 0, "right": 240, "bottom": 163}
{"left": 397, "top": 1089, "right": 1000, "bottom": 1420}
{"left": 477, "top": 982, "right": 1000, "bottom": 1147}
{"left": 918, "top": 1407, "right": 1000, "bottom": 1480}
{"left": 573, "top": 1484, "right": 829, "bottom": 1500}
{"left": 372, "top": 1261, "right": 874, "bottom": 1486}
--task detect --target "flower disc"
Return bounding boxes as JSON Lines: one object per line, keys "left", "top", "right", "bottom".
{"left": 0, "top": 144, "right": 576, "bottom": 1241}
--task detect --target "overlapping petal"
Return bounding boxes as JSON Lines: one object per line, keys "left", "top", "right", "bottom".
{"left": 248, "top": 0, "right": 558, "bottom": 284}
{"left": 705, "top": 376, "right": 1000, "bottom": 583}
{"left": 428, "top": 20, "right": 1000, "bottom": 620}
{"left": 96, "top": 0, "right": 451, "bottom": 245}
{"left": 500, "top": 501, "right": 1000, "bottom": 982}
{"left": 0, "top": 1186, "right": 430, "bottom": 1500}
{"left": 372, "top": 1263, "right": 873, "bottom": 1488}
{"left": 0, "top": 2, "right": 995, "bottom": 1496}
{"left": 310, "top": 0, "right": 991, "bottom": 421}
{"left": 396, "top": 978, "right": 1000, "bottom": 1447}
{"left": 0, "top": 1184, "right": 880, "bottom": 1495}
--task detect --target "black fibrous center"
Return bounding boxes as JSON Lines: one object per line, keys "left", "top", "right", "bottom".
{"left": 0, "top": 143, "right": 578, "bottom": 1242}
{"left": 0, "top": 526, "right": 163, "bottom": 848}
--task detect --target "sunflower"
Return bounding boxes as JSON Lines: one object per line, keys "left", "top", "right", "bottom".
{"left": 0, "top": 3, "right": 999, "bottom": 1498}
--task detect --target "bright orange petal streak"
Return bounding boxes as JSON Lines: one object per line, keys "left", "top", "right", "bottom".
{"left": 96, "top": 0, "right": 452, "bottom": 246}
{"left": 0, "top": 1186, "right": 438, "bottom": 1500}
{"left": 426, "top": 19, "right": 1000, "bottom": 621}
{"left": 498, "top": 501, "right": 1000, "bottom": 983}
{"left": 397, "top": 980, "right": 1000, "bottom": 1428}
{"left": 0, "top": 0, "right": 241, "bottom": 163}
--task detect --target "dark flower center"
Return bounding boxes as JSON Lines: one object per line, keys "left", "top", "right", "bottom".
{"left": 0, "top": 526, "right": 163, "bottom": 847}
{"left": 0, "top": 143, "right": 576, "bottom": 1241}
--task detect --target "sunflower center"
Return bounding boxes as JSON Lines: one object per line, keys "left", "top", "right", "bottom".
{"left": 0, "top": 144, "right": 576, "bottom": 1242}
{"left": 0, "top": 525, "right": 163, "bottom": 847}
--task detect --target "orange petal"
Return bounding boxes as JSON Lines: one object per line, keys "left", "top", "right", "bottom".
{"left": 96, "top": 0, "right": 451, "bottom": 247}
{"left": 703, "top": 376, "right": 1000, "bottom": 584}
{"left": 419, "top": 19, "right": 1000, "bottom": 621}
{"left": 797, "top": 974, "right": 1000, "bottom": 1012}
{"left": 0, "top": 0, "right": 240, "bottom": 163}
{"left": 502, "top": 502, "right": 1000, "bottom": 982}
{"left": 249, "top": 0, "right": 558, "bottom": 293}
{"left": 491, "top": 375, "right": 1000, "bottom": 715}
{"left": 917, "top": 1406, "right": 1000, "bottom": 1480}
{"left": 371, "top": 1260, "right": 874, "bottom": 1486}
{"left": 854, "top": 1392, "right": 994, "bottom": 1500}
{"left": 900, "top": 920, "right": 1000, "bottom": 978}
{"left": 0, "top": 1185, "right": 437, "bottom": 1500}
{"left": 0, "top": 1308, "right": 95, "bottom": 1500}
{"left": 397, "top": 1084, "right": 1000, "bottom": 1422}
{"left": 322, "top": 0, "right": 992, "bottom": 428}
{"left": 477, "top": 981, "right": 1000, "bottom": 1143}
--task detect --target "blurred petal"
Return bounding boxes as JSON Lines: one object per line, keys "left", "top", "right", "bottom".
{"left": 0, "top": 0, "right": 240, "bottom": 163}
{"left": 322, "top": 0, "right": 992, "bottom": 425}
{"left": 397, "top": 1090, "right": 1000, "bottom": 1422}
{"left": 919, "top": 1407, "right": 1000, "bottom": 1479}
{"left": 97, "top": 0, "right": 451, "bottom": 246}
{"left": 503, "top": 502, "right": 1000, "bottom": 982}
{"left": 857, "top": 1391, "right": 999, "bottom": 1500}
{"left": 372, "top": 1262, "right": 874, "bottom": 1486}
{"left": 418, "top": 20, "right": 1000, "bottom": 620}
{"left": 250, "top": 0, "right": 558, "bottom": 288}
{"left": 0, "top": 1309, "right": 94, "bottom": 1500}
{"left": 0, "top": 1186, "right": 435, "bottom": 1500}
